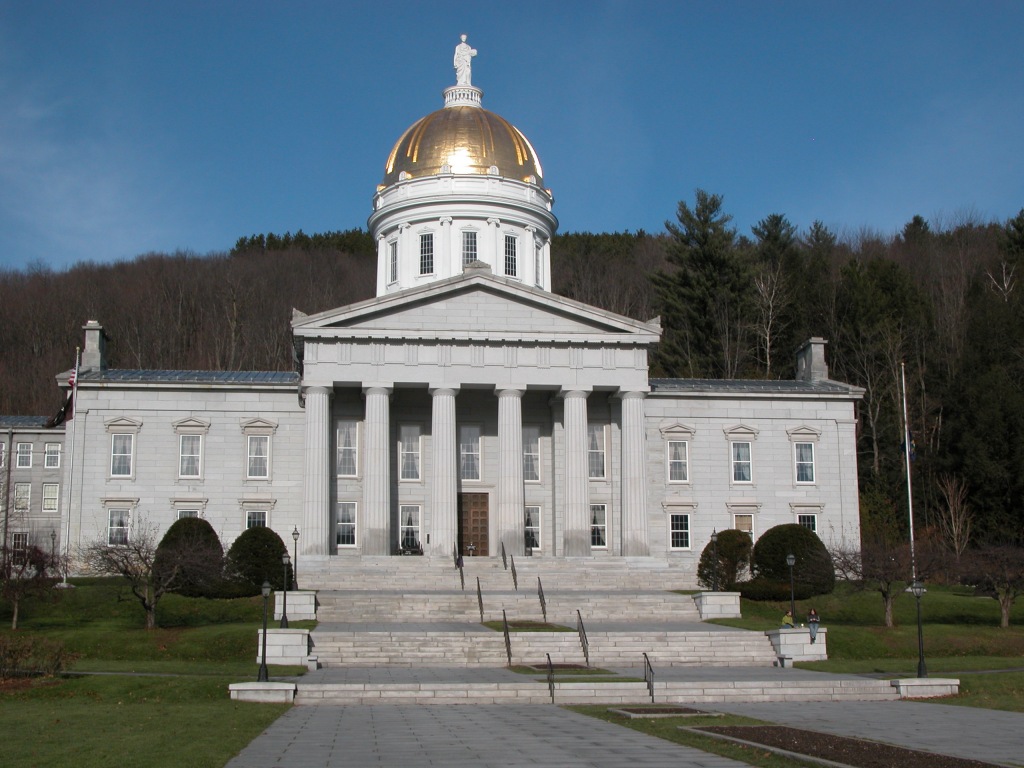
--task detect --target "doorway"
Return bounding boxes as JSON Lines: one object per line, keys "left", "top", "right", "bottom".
{"left": 458, "top": 493, "right": 489, "bottom": 557}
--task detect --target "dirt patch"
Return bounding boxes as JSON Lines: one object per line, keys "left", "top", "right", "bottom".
{"left": 697, "top": 725, "right": 1002, "bottom": 768}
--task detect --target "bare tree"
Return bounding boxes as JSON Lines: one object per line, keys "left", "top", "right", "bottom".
{"left": 965, "top": 545, "right": 1024, "bottom": 628}
{"left": 936, "top": 474, "right": 972, "bottom": 566}
{"left": 752, "top": 261, "right": 788, "bottom": 377}
{"left": 1, "top": 532, "right": 61, "bottom": 629}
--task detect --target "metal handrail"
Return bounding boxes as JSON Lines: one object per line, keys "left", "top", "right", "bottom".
{"left": 453, "top": 542, "right": 458, "bottom": 568}
{"left": 510, "top": 554, "right": 518, "bottom": 591}
{"left": 476, "top": 577, "right": 484, "bottom": 623}
{"left": 546, "top": 652, "right": 555, "bottom": 703}
{"left": 502, "top": 609, "right": 512, "bottom": 667}
{"left": 459, "top": 561, "right": 465, "bottom": 591}
{"left": 642, "top": 652, "right": 655, "bottom": 702}
{"left": 538, "top": 577, "right": 547, "bottom": 623}
{"left": 576, "top": 609, "right": 590, "bottom": 668}
{"left": 500, "top": 541, "right": 508, "bottom": 570}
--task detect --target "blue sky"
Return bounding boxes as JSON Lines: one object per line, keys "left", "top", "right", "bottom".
{"left": 1, "top": 1, "right": 1022, "bottom": 271}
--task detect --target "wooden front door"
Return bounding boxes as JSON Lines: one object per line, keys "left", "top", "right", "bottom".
{"left": 458, "top": 493, "right": 489, "bottom": 557}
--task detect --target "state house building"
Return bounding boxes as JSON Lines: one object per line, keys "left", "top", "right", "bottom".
{"left": 6, "top": 42, "right": 864, "bottom": 580}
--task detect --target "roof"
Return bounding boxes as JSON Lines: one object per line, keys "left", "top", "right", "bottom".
{"left": 650, "top": 378, "right": 863, "bottom": 397}
{"left": 0, "top": 415, "right": 54, "bottom": 429}
{"left": 76, "top": 370, "right": 299, "bottom": 385}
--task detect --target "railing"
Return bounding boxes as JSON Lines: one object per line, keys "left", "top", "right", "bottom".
{"left": 538, "top": 577, "right": 547, "bottom": 623}
{"left": 576, "top": 610, "right": 590, "bottom": 668}
{"left": 476, "top": 577, "right": 484, "bottom": 623}
{"left": 510, "top": 554, "right": 518, "bottom": 591}
{"left": 642, "top": 652, "right": 655, "bottom": 703}
{"left": 459, "top": 561, "right": 465, "bottom": 591}
{"left": 500, "top": 541, "right": 508, "bottom": 570}
{"left": 546, "top": 652, "right": 555, "bottom": 703}
{"left": 452, "top": 542, "right": 459, "bottom": 568}
{"left": 502, "top": 609, "right": 513, "bottom": 667}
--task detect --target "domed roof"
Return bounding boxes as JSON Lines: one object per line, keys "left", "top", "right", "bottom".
{"left": 381, "top": 103, "right": 544, "bottom": 188}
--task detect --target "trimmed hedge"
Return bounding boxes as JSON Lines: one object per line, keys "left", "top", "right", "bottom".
{"left": 696, "top": 529, "right": 752, "bottom": 590}
{"left": 153, "top": 517, "right": 224, "bottom": 598}
{"left": 749, "top": 523, "right": 835, "bottom": 599}
{"left": 224, "top": 527, "right": 291, "bottom": 596}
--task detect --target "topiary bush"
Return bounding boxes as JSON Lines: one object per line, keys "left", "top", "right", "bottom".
{"left": 153, "top": 517, "right": 224, "bottom": 598}
{"left": 696, "top": 529, "right": 753, "bottom": 590}
{"left": 224, "top": 527, "right": 291, "bottom": 596}
{"left": 749, "top": 523, "right": 835, "bottom": 599}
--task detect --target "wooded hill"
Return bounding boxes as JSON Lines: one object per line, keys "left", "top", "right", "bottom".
{"left": 2, "top": 195, "right": 1022, "bottom": 546}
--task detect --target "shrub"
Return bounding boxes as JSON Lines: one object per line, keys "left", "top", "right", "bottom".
{"left": 696, "top": 529, "right": 753, "bottom": 590}
{"left": 0, "top": 635, "right": 73, "bottom": 679}
{"left": 738, "top": 577, "right": 820, "bottom": 602}
{"left": 153, "top": 517, "right": 225, "bottom": 598}
{"left": 224, "top": 527, "right": 291, "bottom": 596}
{"left": 751, "top": 524, "right": 835, "bottom": 598}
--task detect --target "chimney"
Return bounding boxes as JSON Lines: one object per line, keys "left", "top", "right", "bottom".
{"left": 795, "top": 337, "right": 828, "bottom": 383}
{"left": 82, "top": 320, "right": 108, "bottom": 371}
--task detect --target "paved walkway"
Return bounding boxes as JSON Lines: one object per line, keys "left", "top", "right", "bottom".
{"left": 711, "top": 700, "right": 1024, "bottom": 766}
{"left": 224, "top": 704, "right": 749, "bottom": 768}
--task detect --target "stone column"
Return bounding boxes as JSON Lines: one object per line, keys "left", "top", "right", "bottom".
{"left": 429, "top": 386, "right": 458, "bottom": 557}
{"left": 618, "top": 390, "right": 649, "bottom": 556}
{"left": 562, "top": 389, "right": 591, "bottom": 556}
{"left": 363, "top": 385, "right": 392, "bottom": 555}
{"left": 496, "top": 387, "right": 525, "bottom": 556}
{"left": 301, "top": 387, "right": 332, "bottom": 556}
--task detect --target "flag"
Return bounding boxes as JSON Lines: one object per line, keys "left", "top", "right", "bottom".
{"left": 46, "top": 363, "right": 77, "bottom": 428}
{"left": 900, "top": 431, "right": 917, "bottom": 462}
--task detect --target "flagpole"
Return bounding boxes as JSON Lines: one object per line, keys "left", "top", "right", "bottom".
{"left": 900, "top": 361, "right": 917, "bottom": 583}
{"left": 61, "top": 348, "right": 80, "bottom": 587}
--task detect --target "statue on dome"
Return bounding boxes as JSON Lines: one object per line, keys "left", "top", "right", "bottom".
{"left": 453, "top": 34, "right": 477, "bottom": 86}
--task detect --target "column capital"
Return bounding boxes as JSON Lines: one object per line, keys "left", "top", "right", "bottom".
{"left": 487, "top": 217, "right": 501, "bottom": 227}
{"left": 614, "top": 389, "right": 649, "bottom": 401}
{"left": 438, "top": 216, "right": 453, "bottom": 226}
{"left": 303, "top": 386, "right": 333, "bottom": 398}
{"left": 560, "top": 387, "right": 592, "bottom": 399}
{"left": 362, "top": 383, "right": 393, "bottom": 397}
{"left": 428, "top": 385, "right": 460, "bottom": 397}
{"left": 495, "top": 386, "right": 526, "bottom": 398}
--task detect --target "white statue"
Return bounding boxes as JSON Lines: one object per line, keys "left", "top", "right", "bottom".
{"left": 453, "top": 34, "right": 477, "bottom": 86}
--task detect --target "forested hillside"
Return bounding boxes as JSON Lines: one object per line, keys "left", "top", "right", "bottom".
{"left": 1, "top": 200, "right": 1022, "bottom": 545}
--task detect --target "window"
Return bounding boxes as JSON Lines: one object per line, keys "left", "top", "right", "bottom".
{"left": 337, "top": 501, "right": 357, "bottom": 546}
{"left": 733, "top": 514, "right": 753, "bottom": 536}
{"left": 459, "top": 425, "right": 481, "bottom": 481}
{"left": 16, "top": 442, "right": 32, "bottom": 468}
{"left": 669, "top": 514, "right": 690, "bottom": 550}
{"left": 419, "top": 233, "right": 434, "bottom": 275}
{"left": 522, "top": 426, "right": 540, "bottom": 481}
{"left": 795, "top": 442, "right": 815, "bottom": 484}
{"left": 388, "top": 240, "right": 398, "bottom": 284}
{"left": 14, "top": 483, "right": 30, "bottom": 512}
{"left": 179, "top": 435, "right": 202, "bottom": 478}
{"left": 462, "top": 230, "right": 478, "bottom": 266}
{"left": 731, "top": 442, "right": 752, "bottom": 483}
{"left": 525, "top": 505, "right": 541, "bottom": 551}
{"left": 110, "top": 434, "right": 134, "bottom": 477}
{"left": 108, "top": 509, "right": 130, "bottom": 545}
{"left": 667, "top": 440, "right": 688, "bottom": 483}
{"left": 399, "top": 425, "right": 421, "bottom": 480}
{"left": 45, "top": 443, "right": 61, "bottom": 469}
{"left": 504, "top": 234, "right": 518, "bottom": 276}
{"left": 42, "top": 483, "right": 59, "bottom": 512}
{"left": 177, "top": 509, "right": 199, "bottom": 520}
{"left": 587, "top": 424, "right": 606, "bottom": 479}
{"left": 246, "top": 509, "right": 267, "bottom": 529}
{"left": 798, "top": 514, "right": 817, "bottom": 532}
{"left": 590, "top": 504, "right": 607, "bottom": 548}
{"left": 12, "top": 533, "right": 28, "bottom": 565}
{"left": 399, "top": 505, "right": 421, "bottom": 550}
{"left": 337, "top": 421, "right": 358, "bottom": 476}
{"left": 247, "top": 435, "right": 269, "bottom": 479}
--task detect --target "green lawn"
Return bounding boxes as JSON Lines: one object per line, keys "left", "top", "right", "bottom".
{"left": 1, "top": 579, "right": 298, "bottom": 768}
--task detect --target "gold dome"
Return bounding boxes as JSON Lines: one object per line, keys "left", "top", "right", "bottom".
{"left": 382, "top": 106, "right": 544, "bottom": 187}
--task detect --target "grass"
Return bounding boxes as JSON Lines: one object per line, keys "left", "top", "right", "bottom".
{"left": 0, "top": 578, "right": 301, "bottom": 768}
{"left": 567, "top": 706, "right": 822, "bottom": 768}
{"left": 482, "top": 619, "right": 575, "bottom": 632}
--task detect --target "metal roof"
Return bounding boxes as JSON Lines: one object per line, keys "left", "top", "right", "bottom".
{"left": 76, "top": 370, "right": 299, "bottom": 385}
{"left": 0, "top": 415, "right": 54, "bottom": 429}
{"left": 650, "top": 378, "right": 858, "bottom": 395}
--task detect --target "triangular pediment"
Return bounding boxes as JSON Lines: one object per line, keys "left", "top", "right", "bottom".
{"left": 292, "top": 271, "right": 660, "bottom": 344}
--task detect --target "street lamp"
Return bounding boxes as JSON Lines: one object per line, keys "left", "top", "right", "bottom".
{"left": 710, "top": 529, "right": 719, "bottom": 592}
{"left": 291, "top": 526, "right": 300, "bottom": 590}
{"left": 280, "top": 553, "right": 291, "bottom": 629}
{"left": 50, "top": 529, "right": 56, "bottom": 571}
{"left": 786, "top": 553, "right": 797, "bottom": 624}
{"left": 909, "top": 580, "right": 928, "bottom": 678}
{"left": 258, "top": 581, "right": 271, "bottom": 681}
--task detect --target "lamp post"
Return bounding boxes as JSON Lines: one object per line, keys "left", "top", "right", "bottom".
{"left": 280, "top": 553, "right": 291, "bottom": 628}
{"left": 786, "top": 553, "right": 796, "bottom": 623}
{"left": 50, "top": 529, "right": 56, "bottom": 571}
{"left": 710, "top": 529, "right": 719, "bottom": 592}
{"left": 909, "top": 580, "right": 928, "bottom": 678}
{"left": 291, "top": 526, "right": 299, "bottom": 590}
{"left": 258, "top": 581, "right": 271, "bottom": 681}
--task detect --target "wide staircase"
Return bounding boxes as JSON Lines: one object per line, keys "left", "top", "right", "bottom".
{"left": 290, "top": 556, "right": 898, "bottom": 705}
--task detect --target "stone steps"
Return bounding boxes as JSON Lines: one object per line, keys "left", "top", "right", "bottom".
{"left": 293, "top": 677, "right": 899, "bottom": 706}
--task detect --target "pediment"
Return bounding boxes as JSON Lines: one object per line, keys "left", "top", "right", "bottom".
{"left": 786, "top": 425, "right": 822, "bottom": 441}
{"left": 723, "top": 424, "right": 759, "bottom": 440}
{"left": 660, "top": 421, "right": 696, "bottom": 439}
{"left": 292, "top": 272, "right": 660, "bottom": 344}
